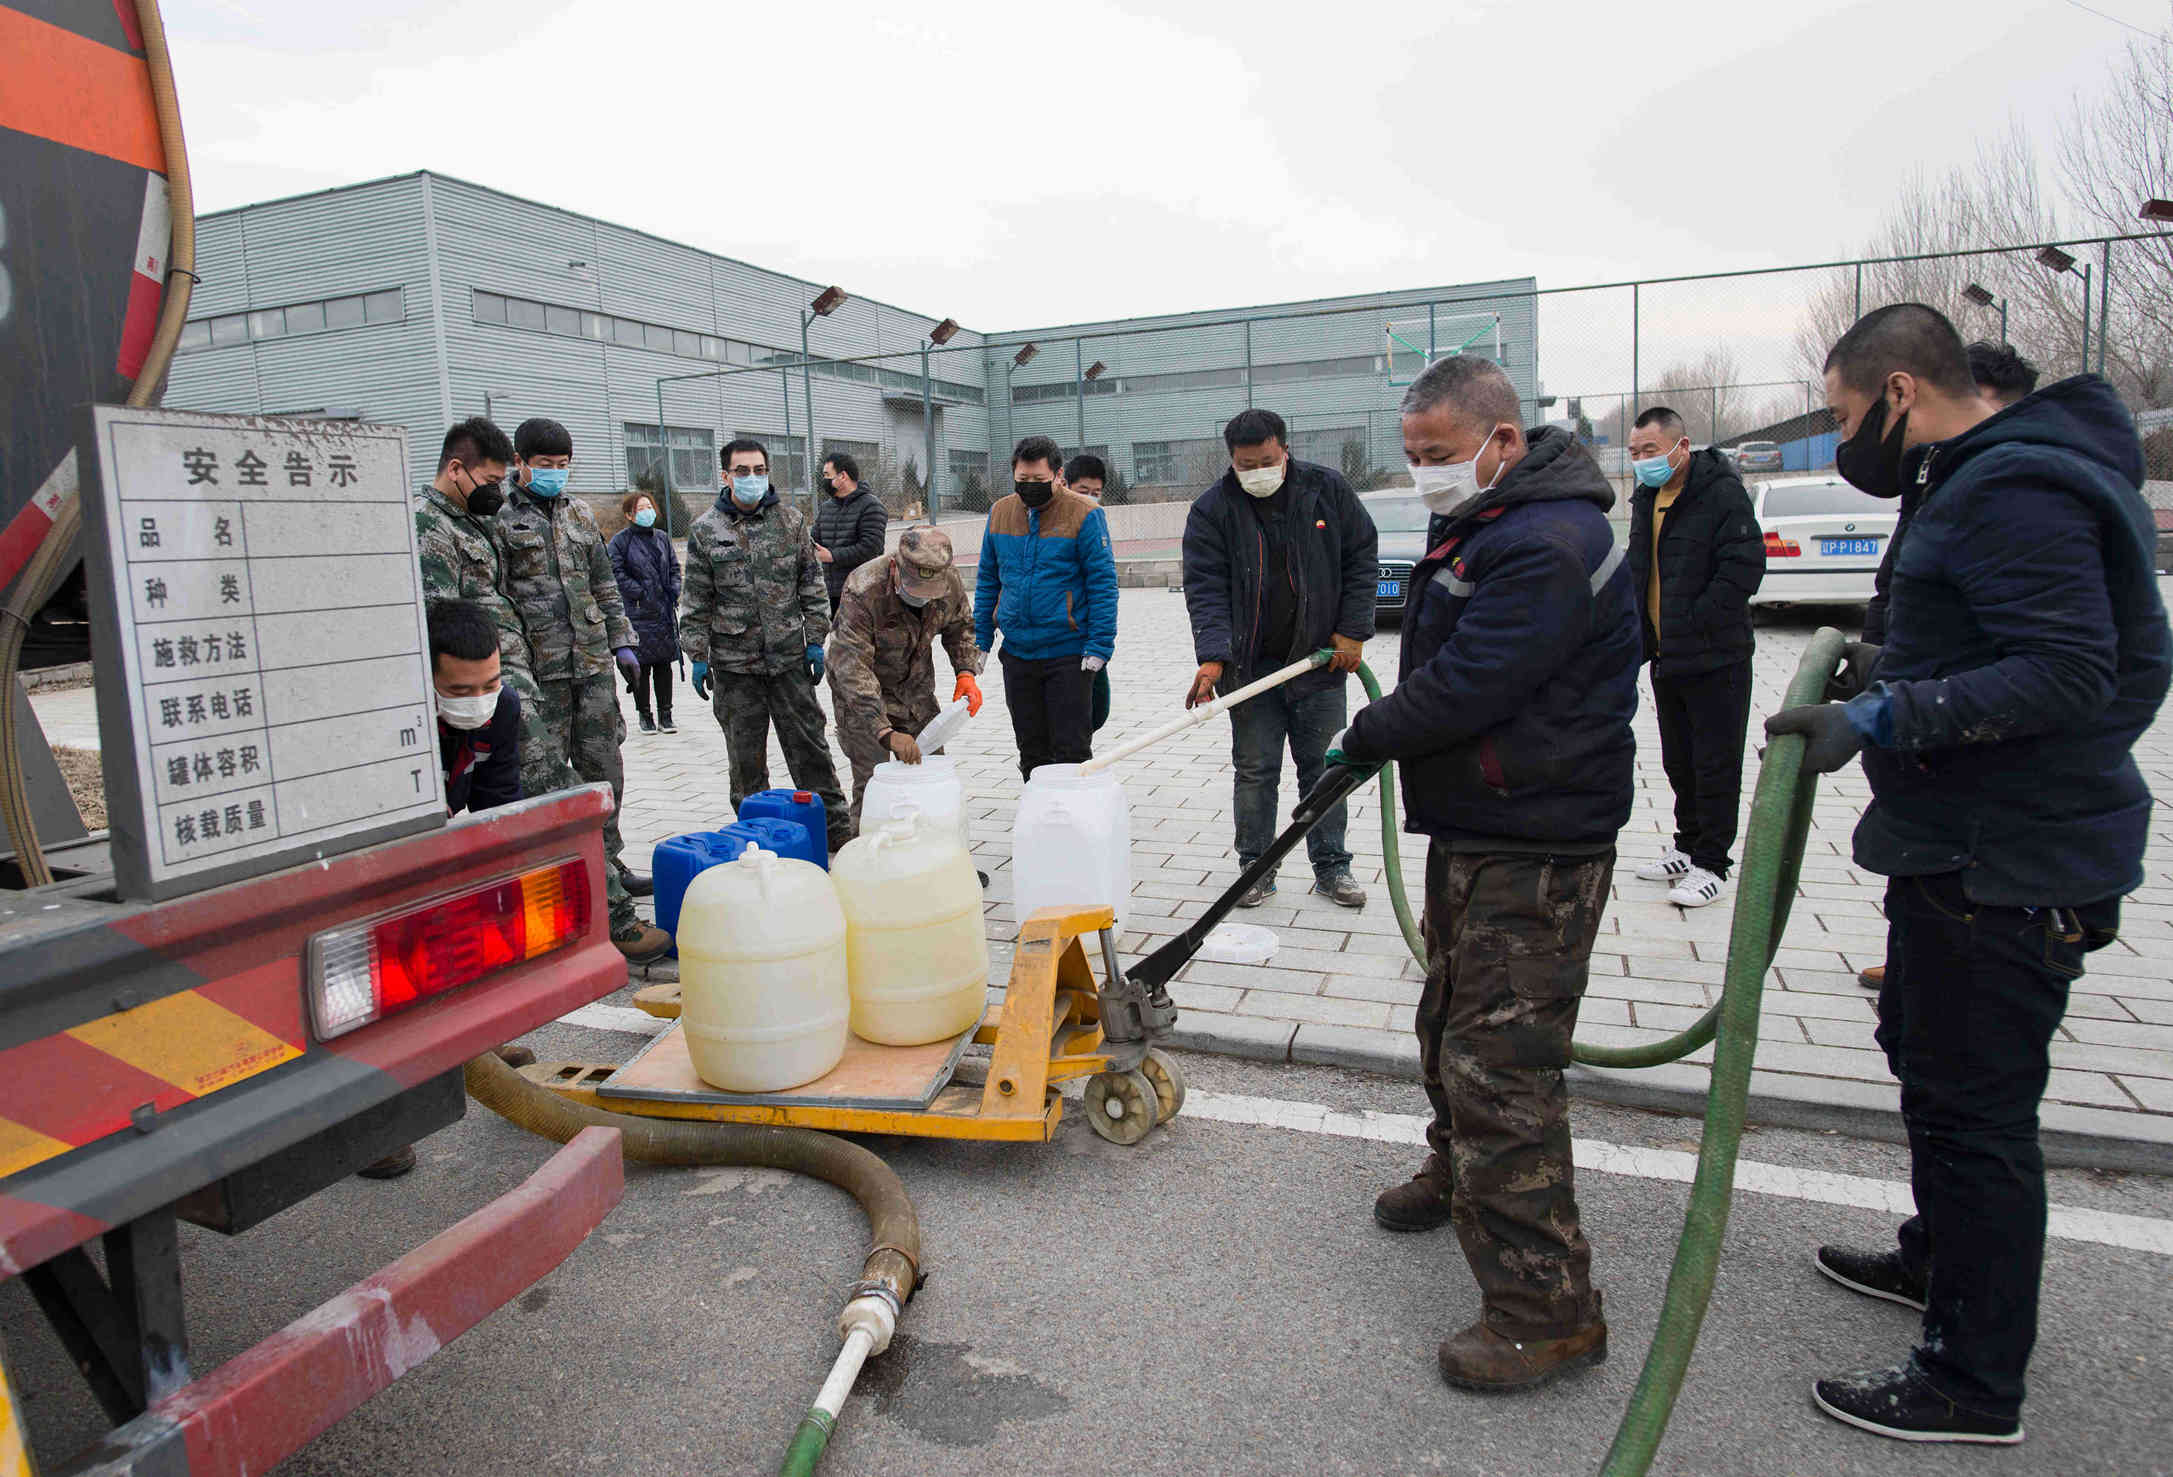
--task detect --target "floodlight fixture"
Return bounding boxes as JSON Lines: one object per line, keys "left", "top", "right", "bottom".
{"left": 809, "top": 285, "right": 848, "bottom": 317}
{"left": 2141, "top": 199, "right": 2173, "bottom": 224}
{"left": 1012, "top": 343, "right": 1039, "bottom": 367}
{"left": 928, "top": 317, "right": 961, "bottom": 346}
{"left": 1083, "top": 360, "right": 1107, "bottom": 381}
{"left": 1962, "top": 283, "right": 1995, "bottom": 307}
{"left": 2036, "top": 245, "right": 2078, "bottom": 275}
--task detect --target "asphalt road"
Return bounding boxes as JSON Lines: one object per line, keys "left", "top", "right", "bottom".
{"left": 7, "top": 1027, "right": 2170, "bottom": 1477}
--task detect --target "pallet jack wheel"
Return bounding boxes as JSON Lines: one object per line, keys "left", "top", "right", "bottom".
{"left": 1084, "top": 1069, "right": 1159, "bottom": 1146}
{"left": 1141, "top": 1049, "right": 1187, "bottom": 1124}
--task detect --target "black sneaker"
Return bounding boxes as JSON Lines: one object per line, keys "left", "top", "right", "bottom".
{"left": 1814, "top": 1244, "right": 1927, "bottom": 1311}
{"left": 658, "top": 716, "right": 677, "bottom": 733}
{"left": 1234, "top": 877, "right": 1277, "bottom": 908}
{"left": 1812, "top": 1362, "right": 2023, "bottom": 1445}
{"left": 637, "top": 713, "right": 657, "bottom": 734}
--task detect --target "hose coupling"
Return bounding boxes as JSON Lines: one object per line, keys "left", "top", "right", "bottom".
{"left": 839, "top": 1283, "right": 900, "bottom": 1356}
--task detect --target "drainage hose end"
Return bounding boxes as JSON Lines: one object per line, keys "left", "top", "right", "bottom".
{"left": 779, "top": 1409, "right": 834, "bottom": 1477}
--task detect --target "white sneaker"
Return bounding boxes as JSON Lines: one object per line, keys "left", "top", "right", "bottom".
{"left": 1669, "top": 866, "right": 1727, "bottom": 908}
{"left": 1636, "top": 847, "right": 1692, "bottom": 882}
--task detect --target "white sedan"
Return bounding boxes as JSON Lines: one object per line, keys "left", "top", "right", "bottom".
{"left": 1748, "top": 475, "right": 1900, "bottom": 608}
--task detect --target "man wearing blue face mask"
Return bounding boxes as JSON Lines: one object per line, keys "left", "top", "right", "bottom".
{"left": 1623, "top": 407, "right": 1764, "bottom": 909}
{"left": 498, "top": 419, "right": 656, "bottom": 936}
{"left": 680, "top": 438, "right": 853, "bottom": 851}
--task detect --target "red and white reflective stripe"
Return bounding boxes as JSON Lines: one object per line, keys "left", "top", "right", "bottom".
{"left": 0, "top": 483, "right": 64, "bottom": 594}
{"left": 117, "top": 171, "right": 171, "bottom": 378}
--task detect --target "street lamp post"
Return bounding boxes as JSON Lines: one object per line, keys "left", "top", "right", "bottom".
{"left": 2035, "top": 246, "right": 2091, "bottom": 376}
{"left": 799, "top": 286, "right": 847, "bottom": 515}
{"left": 482, "top": 388, "right": 513, "bottom": 423}
{"left": 1077, "top": 359, "right": 1106, "bottom": 454}
{"left": 1962, "top": 282, "right": 2006, "bottom": 345}
{"left": 922, "top": 318, "right": 960, "bottom": 518}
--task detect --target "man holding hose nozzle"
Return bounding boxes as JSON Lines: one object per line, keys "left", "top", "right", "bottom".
{"left": 1324, "top": 356, "right": 1640, "bottom": 1393}
{"left": 1768, "top": 305, "right": 2167, "bottom": 1445}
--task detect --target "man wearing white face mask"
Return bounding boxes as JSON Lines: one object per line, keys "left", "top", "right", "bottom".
{"left": 429, "top": 598, "right": 521, "bottom": 816}
{"left": 1182, "top": 408, "right": 1378, "bottom": 909}
{"left": 1326, "top": 355, "right": 1639, "bottom": 1394}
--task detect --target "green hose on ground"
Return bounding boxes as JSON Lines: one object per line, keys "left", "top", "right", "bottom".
{"left": 1356, "top": 628, "right": 1843, "bottom": 1476}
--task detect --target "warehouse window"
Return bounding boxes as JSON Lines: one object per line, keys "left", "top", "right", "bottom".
{"left": 178, "top": 287, "right": 405, "bottom": 354}
{"left": 546, "top": 303, "right": 580, "bottom": 336}
{"left": 508, "top": 297, "right": 547, "bottom": 331}
{"left": 735, "top": 431, "right": 807, "bottom": 495}
{"left": 1131, "top": 437, "right": 1225, "bottom": 486}
{"left": 623, "top": 422, "right": 716, "bottom": 492}
{"left": 821, "top": 439, "right": 880, "bottom": 477}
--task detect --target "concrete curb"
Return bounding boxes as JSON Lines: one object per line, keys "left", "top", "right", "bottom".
{"left": 1169, "top": 1017, "right": 2173, "bottom": 1176}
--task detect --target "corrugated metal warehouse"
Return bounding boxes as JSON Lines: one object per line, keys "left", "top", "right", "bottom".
{"left": 164, "top": 170, "right": 1541, "bottom": 511}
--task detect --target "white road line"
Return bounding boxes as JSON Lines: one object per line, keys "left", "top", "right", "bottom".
{"left": 555, "top": 1002, "right": 670, "bottom": 1037}
{"left": 1186, "top": 1090, "right": 2173, "bottom": 1258}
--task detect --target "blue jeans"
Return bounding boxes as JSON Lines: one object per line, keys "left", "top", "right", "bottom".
{"left": 1229, "top": 681, "right": 1351, "bottom": 878}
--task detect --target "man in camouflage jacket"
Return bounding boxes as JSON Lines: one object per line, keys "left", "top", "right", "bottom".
{"left": 412, "top": 417, "right": 667, "bottom": 963}
{"left": 498, "top": 420, "right": 647, "bottom": 923}
{"left": 680, "top": 439, "right": 852, "bottom": 850}
{"left": 826, "top": 526, "right": 983, "bottom": 827}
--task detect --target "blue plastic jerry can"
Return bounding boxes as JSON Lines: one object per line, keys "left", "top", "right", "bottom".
{"left": 736, "top": 816, "right": 821, "bottom": 872}
{"left": 653, "top": 823, "right": 766, "bottom": 957}
{"left": 736, "top": 789, "right": 830, "bottom": 865}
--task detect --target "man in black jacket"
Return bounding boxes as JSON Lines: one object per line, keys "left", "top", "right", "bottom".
{"left": 1182, "top": 408, "right": 1377, "bottom": 908}
{"left": 1330, "top": 356, "right": 1639, "bottom": 1393}
{"left": 429, "top": 599, "right": 521, "bottom": 815}
{"left": 1624, "top": 408, "right": 1765, "bottom": 907}
{"left": 1769, "top": 305, "right": 2168, "bottom": 1445}
{"left": 812, "top": 452, "right": 889, "bottom": 612}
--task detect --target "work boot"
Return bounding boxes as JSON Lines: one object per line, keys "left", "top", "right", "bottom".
{"left": 614, "top": 921, "right": 672, "bottom": 964}
{"left": 1312, "top": 869, "right": 1367, "bottom": 908}
{"left": 637, "top": 712, "right": 657, "bottom": 734}
{"left": 1812, "top": 1361, "right": 2022, "bottom": 1445}
{"left": 1438, "top": 1320, "right": 1607, "bottom": 1393}
{"left": 1858, "top": 965, "right": 1885, "bottom": 990}
{"left": 617, "top": 864, "right": 654, "bottom": 898}
{"left": 493, "top": 1043, "right": 537, "bottom": 1069}
{"left": 1374, "top": 1153, "right": 1455, "bottom": 1232}
{"left": 357, "top": 1145, "right": 417, "bottom": 1180}
{"left": 1813, "top": 1244, "right": 1926, "bottom": 1311}
{"left": 1234, "top": 876, "right": 1277, "bottom": 908}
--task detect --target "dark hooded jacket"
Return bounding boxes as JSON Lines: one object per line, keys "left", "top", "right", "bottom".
{"left": 1853, "top": 375, "right": 2170, "bottom": 906}
{"left": 1626, "top": 447, "right": 1765, "bottom": 677}
{"left": 812, "top": 485, "right": 889, "bottom": 608}
{"left": 1340, "top": 428, "right": 1642, "bottom": 847}
{"left": 607, "top": 521, "right": 682, "bottom": 665}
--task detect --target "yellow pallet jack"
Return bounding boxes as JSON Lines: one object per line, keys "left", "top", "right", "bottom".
{"left": 522, "top": 752, "right": 1373, "bottom": 1147}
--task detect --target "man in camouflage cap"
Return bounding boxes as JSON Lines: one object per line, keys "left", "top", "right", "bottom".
{"left": 498, "top": 418, "right": 652, "bottom": 916}
{"left": 680, "top": 438, "right": 852, "bottom": 851}
{"left": 413, "top": 417, "right": 669, "bottom": 964}
{"left": 827, "top": 525, "right": 984, "bottom": 826}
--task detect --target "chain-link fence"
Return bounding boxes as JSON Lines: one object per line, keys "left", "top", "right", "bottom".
{"left": 650, "top": 232, "right": 2173, "bottom": 530}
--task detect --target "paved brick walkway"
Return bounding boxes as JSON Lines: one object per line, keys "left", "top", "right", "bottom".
{"left": 29, "top": 585, "right": 2173, "bottom": 1159}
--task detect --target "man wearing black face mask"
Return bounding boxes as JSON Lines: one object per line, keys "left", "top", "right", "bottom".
{"left": 973, "top": 436, "right": 1118, "bottom": 780}
{"left": 1767, "top": 305, "right": 2169, "bottom": 1445}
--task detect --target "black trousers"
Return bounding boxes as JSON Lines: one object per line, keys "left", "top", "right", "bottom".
{"left": 627, "top": 661, "right": 673, "bottom": 721}
{"left": 1651, "top": 660, "right": 1752, "bottom": 875}
{"left": 999, "top": 648, "right": 1094, "bottom": 781}
{"left": 1877, "top": 871, "right": 2112, "bottom": 1421}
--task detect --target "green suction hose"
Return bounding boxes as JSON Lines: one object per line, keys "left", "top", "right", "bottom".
{"left": 1355, "top": 628, "right": 1844, "bottom": 1475}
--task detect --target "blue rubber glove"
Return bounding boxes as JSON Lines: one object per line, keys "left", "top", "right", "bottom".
{"left": 806, "top": 643, "right": 825, "bottom": 683}
{"left": 691, "top": 660, "right": 711, "bottom": 700}
{"left": 614, "top": 646, "right": 640, "bottom": 677}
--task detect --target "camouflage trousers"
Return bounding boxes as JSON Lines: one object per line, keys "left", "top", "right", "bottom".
{"left": 710, "top": 670, "right": 852, "bottom": 851}
{"left": 828, "top": 681, "right": 937, "bottom": 831}
{"left": 1416, "top": 842, "right": 1613, "bottom": 1339}
{"left": 517, "top": 668, "right": 637, "bottom": 934}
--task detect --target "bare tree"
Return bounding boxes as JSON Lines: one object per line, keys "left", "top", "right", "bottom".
{"left": 1649, "top": 345, "right": 1745, "bottom": 444}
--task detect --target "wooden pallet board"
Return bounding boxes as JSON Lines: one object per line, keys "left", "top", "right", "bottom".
{"left": 597, "top": 1014, "right": 982, "bottom": 1112}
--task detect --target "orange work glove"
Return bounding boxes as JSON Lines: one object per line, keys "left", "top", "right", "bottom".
{"left": 953, "top": 672, "right": 983, "bottom": 717}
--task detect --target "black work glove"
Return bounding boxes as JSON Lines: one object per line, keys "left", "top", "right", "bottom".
{"left": 1825, "top": 641, "right": 1882, "bottom": 702}
{"left": 1764, "top": 704, "right": 1863, "bottom": 774}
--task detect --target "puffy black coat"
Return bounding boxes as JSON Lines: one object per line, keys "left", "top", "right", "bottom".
{"left": 607, "top": 523, "right": 681, "bottom": 665}
{"left": 812, "top": 487, "right": 889, "bottom": 607}
{"left": 1625, "top": 448, "right": 1765, "bottom": 678}
{"left": 1341, "top": 429, "right": 1642, "bottom": 847}
{"left": 1181, "top": 458, "right": 1378, "bottom": 700}
{"left": 1854, "top": 375, "right": 2170, "bottom": 906}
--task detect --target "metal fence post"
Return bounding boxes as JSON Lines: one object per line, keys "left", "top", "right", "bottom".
{"left": 654, "top": 379, "right": 673, "bottom": 536}
{"left": 2099, "top": 239, "right": 2113, "bottom": 376}
{"left": 1853, "top": 263, "right": 1862, "bottom": 320}
{"left": 1075, "top": 338, "right": 1086, "bottom": 454}
{"left": 799, "top": 312, "right": 818, "bottom": 515}
{"left": 1630, "top": 284, "right": 1640, "bottom": 421}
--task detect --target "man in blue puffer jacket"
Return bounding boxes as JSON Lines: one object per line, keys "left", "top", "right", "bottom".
{"left": 1329, "top": 355, "right": 1640, "bottom": 1395}
{"left": 1769, "top": 304, "right": 2169, "bottom": 1447}
{"left": 974, "top": 435, "right": 1119, "bottom": 780}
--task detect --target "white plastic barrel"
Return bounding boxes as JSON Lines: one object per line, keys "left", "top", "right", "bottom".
{"left": 1011, "top": 763, "right": 1130, "bottom": 933}
{"left": 677, "top": 843, "right": 850, "bottom": 1092}
{"left": 831, "top": 811, "right": 988, "bottom": 1046}
{"left": 860, "top": 755, "right": 967, "bottom": 849}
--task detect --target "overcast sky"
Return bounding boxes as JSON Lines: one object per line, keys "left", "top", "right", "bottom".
{"left": 167, "top": 0, "right": 2152, "bottom": 333}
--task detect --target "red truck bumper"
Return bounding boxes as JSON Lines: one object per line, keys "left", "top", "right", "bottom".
{"left": 50, "top": 1127, "right": 623, "bottom": 1476}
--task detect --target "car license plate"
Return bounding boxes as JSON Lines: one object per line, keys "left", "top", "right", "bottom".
{"left": 1377, "top": 579, "right": 1402, "bottom": 599}
{"left": 1820, "top": 537, "right": 1881, "bottom": 557}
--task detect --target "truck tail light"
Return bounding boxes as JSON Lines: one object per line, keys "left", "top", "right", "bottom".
{"left": 308, "top": 861, "right": 590, "bottom": 1039}
{"left": 1764, "top": 531, "right": 1801, "bottom": 557}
